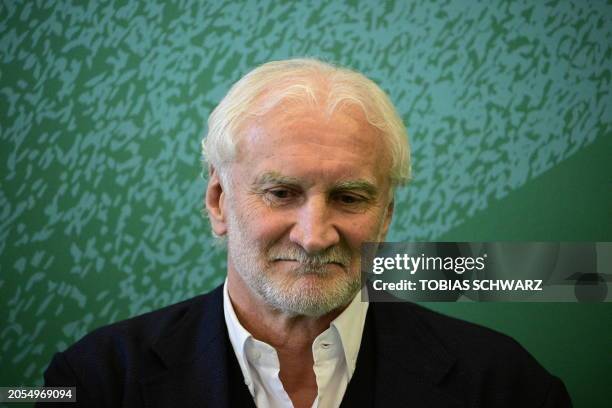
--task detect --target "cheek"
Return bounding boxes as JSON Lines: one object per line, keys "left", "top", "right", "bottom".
{"left": 240, "top": 208, "right": 293, "bottom": 245}
{"left": 342, "top": 216, "right": 384, "bottom": 248}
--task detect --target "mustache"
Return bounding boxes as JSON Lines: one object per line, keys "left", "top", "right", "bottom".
{"left": 267, "top": 246, "right": 352, "bottom": 268}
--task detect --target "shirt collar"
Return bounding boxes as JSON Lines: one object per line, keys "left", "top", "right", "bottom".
{"left": 223, "top": 279, "right": 256, "bottom": 386}
{"left": 328, "top": 286, "right": 369, "bottom": 376}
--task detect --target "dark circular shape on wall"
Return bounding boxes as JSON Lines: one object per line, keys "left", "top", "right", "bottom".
{"left": 574, "top": 273, "right": 607, "bottom": 303}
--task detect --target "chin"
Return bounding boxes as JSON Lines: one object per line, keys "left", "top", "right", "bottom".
{"left": 262, "top": 273, "right": 360, "bottom": 316}
{"left": 273, "top": 266, "right": 346, "bottom": 290}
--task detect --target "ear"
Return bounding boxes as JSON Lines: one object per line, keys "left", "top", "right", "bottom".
{"left": 205, "top": 166, "right": 228, "bottom": 236}
{"left": 379, "top": 198, "right": 394, "bottom": 240}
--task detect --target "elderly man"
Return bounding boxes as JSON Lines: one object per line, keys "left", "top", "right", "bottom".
{"left": 42, "top": 58, "right": 571, "bottom": 407}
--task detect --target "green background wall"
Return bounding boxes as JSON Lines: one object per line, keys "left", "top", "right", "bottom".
{"left": 1, "top": 0, "right": 610, "bottom": 406}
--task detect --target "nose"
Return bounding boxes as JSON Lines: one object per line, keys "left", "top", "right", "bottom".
{"left": 289, "top": 196, "right": 340, "bottom": 253}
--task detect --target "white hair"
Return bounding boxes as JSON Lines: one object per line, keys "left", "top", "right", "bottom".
{"left": 201, "top": 57, "right": 411, "bottom": 187}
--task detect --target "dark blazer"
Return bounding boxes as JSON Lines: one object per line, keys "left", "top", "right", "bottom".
{"left": 41, "top": 285, "right": 571, "bottom": 407}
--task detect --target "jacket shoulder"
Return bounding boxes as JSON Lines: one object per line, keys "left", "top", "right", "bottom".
{"left": 68, "top": 291, "right": 210, "bottom": 360}
{"left": 377, "top": 301, "right": 537, "bottom": 361}
{"left": 42, "top": 285, "right": 224, "bottom": 406}
{"left": 372, "top": 302, "right": 571, "bottom": 407}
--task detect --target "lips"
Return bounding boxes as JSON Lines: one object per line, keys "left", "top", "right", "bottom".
{"left": 267, "top": 244, "right": 353, "bottom": 269}
{"left": 271, "top": 258, "right": 346, "bottom": 267}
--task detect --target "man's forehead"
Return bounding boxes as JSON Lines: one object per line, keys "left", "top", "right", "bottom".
{"left": 230, "top": 98, "right": 392, "bottom": 193}
{"left": 237, "top": 101, "right": 380, "bottom": 154}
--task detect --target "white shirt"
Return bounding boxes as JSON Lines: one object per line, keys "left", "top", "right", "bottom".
{"left": 223, "top": 280, "right": 369, "bottom": 408}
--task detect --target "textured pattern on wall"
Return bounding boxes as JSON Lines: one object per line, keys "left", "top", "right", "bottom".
{"left": 1, "top": 0, "right": 610, "bottom": 386}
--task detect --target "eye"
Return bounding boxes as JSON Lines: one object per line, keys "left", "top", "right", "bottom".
{"left": 263, "top": 187, "right": 298, "bottom": 204}
{"left": 336, "top": 193, "right": 366, "bottom": 205}
{"left": 269, "top": 189, "right": 292, "bottom": 199}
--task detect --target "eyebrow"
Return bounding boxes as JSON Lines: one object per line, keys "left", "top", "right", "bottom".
{"left": 252, "top": 171, "right": 379, "bottom": 197}
{"left": 332, "top": 180, "right": 379, "bottom": 198}
{"left": 252, "top": 171, "right": 302, "bottom": 187}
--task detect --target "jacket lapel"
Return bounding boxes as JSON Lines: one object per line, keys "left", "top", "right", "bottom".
{"left": 140, "top": 286, "right": 231, "bottom": 408}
